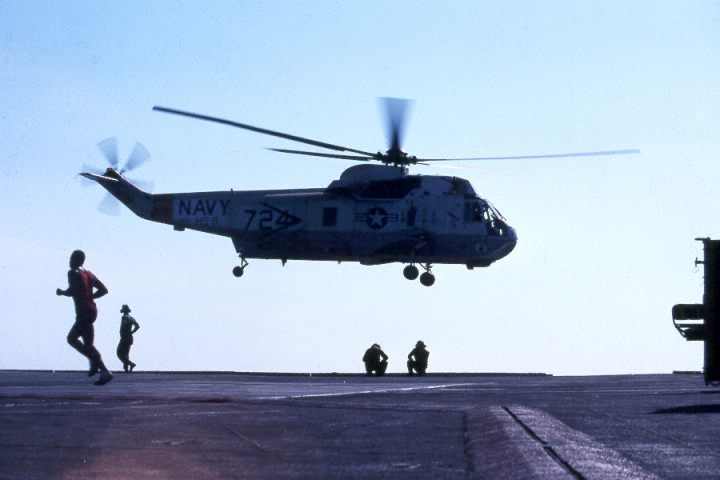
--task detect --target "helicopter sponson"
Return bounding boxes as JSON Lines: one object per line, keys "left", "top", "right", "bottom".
{"left": 82, "top": 163, "right": 516, "bottom": 286}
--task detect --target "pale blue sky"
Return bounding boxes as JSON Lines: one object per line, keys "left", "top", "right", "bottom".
{"left": 1, "top": 1, "right": 718, "bottom": 373}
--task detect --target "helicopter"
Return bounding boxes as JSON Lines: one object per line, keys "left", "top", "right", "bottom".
{"left": 81, "top": 98, "right": 638, "bottom": 286}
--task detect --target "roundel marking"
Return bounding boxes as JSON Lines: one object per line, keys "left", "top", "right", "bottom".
{"left": 366, "top": 207, "right": 389, "bottom": 229}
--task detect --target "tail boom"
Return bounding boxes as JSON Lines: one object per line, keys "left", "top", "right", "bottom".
{"left": 81, "top": 169, "right": 154, "bottom": 219}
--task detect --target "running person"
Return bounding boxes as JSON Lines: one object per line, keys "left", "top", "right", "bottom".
{"left": 56, "top": 250, "right": 113, "bottom": 385}
{"left": 117, "top": 304, "right": 140, "bottom": 372}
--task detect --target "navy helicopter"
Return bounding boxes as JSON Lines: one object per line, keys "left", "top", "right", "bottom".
{"left": 81, "top": 99, "right": 638, "bottom": 286}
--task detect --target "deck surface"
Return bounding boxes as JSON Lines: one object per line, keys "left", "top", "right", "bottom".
{"left": 1, "top": 371, "right": 718, "bottom": 479}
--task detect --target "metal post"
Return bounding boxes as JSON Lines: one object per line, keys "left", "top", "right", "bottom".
{"left": 701, "top": 238, "right": 720, "bottom": 384}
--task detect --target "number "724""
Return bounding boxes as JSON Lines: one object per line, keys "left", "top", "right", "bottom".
{"left": 244, "top": 208, "right": 299, "bottom": 230}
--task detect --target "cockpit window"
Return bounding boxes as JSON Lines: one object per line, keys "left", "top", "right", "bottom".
{"left": 464, "top": 200, "right": 490, "bottom": 223}
{"left": 465, "top": 202, "right": 487, "bottom": 223}
{"left": 486, "top": 201, "right": 506, "bottom": 221}
{"left": 465, "top": 199, "right": 506, "bottom": 236}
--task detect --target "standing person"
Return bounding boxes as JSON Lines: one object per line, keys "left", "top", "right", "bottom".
{"left": 56, "top": 249, "right": 113, "bottom": 386}
{"left": 407, "top": 340, "right": 430, "bottom": 376}
{"left": 117, "top": 304, "right": 140, "bottom": 372}
{"left": 362, "top": 343, "right": 389, "bottom": 376}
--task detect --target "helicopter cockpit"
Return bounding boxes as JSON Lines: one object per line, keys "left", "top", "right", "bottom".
{"left": 464, "top": 198, "right": 508, "bottom": 236}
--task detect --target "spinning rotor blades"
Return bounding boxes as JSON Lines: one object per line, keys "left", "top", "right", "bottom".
{"left": 153, "top": 101, "right": 640, "bottom": 167}
{"left": 124, "top": 142, "right": 150, "bottom": 172}
{"left": 95, "top": 137, "right": 152, "bottom": 174}
{"left": 381, "top": 97, "right": 411, "bottom": 154}
{"left": 97, "top": 137, "right": 119, "bottom": 168}
{"left": 98, "top": 192, "right": 120, "bottom": 216}
{"left": 415, "top": 149, "right": 642, "bottom": 162}
{"left": 153, "top": 106, "right": 375, "bottom": 157}
{"left": 267, "top": 148, "right": 374, "bottom": 162}
{"left": 84, "top": 138, "right": 154, "bottom": 214}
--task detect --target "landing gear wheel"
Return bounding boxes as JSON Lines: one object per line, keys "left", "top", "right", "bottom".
{"left": 233, "top": 257, "right": 249, "bottom": 278}
{"left": 419, "top": 272, "right": 435, "bottom": 287}
{"left": 403, "top": 265, "right": 419, "bottom": 280}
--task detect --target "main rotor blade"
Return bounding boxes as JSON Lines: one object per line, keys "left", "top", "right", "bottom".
{"left": 97, "top": 137, "right": 119, "bottom": 168}
{"left": 124, "top": 142, "right": 150, "bottom": 172}
{"left": 381, "top": 97, "right": 411, "bottom": 152}
{"left": 154, "top": 106, "right": 376, "bottom": 157}
{"left": 416, "top": 149, "right": 641, "bottom": 162}
{"left": 268, "top": 148, "right": 373, "bottom": 161}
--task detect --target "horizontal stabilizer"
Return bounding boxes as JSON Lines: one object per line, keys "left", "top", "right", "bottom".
{"left": 80, "top": 172, "right": 120, "bottom": 184}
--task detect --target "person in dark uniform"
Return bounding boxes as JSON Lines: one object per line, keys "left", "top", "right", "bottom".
{"left": 407, "top": 340, "right": 430, "bottom": 376}
{"left": 56, "top": 250, "right": 113, "bottom": 385}
{"left": 117, "top": 304, "right": 140, "bottom": 372}
{"left": 362, "top": 343, "right": 388, "bottom": 376}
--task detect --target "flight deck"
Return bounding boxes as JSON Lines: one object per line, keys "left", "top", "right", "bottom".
{"left": 0, "top": 371, "right": 718, "bottom": 479}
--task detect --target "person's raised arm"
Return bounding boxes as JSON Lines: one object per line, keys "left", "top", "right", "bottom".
{"left": 91, "top": 275, "right": 108, "bottom": 299}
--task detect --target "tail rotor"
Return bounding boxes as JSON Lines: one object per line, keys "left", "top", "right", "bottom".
{"left": 122, "top": 142, "right": 150, "bottom": 173}
{"left": 81, "top": 137, "right": 154, "bottom": 214}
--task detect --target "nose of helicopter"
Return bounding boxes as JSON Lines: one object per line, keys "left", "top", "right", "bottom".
{"left": 498, "top": 225, "right": 517, "bottom": 258}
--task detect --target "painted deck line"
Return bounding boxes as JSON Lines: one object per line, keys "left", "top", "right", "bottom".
{"left": 465, "top": 406, "right": 571, "bottom": 479}
{"left": 506, "top": 405, "right": 659, "bottom": 479}
{"left": 260, "top": 382, "right": 476, "bottom": 400}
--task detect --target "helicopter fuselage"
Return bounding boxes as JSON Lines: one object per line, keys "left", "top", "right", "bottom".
{"left": 81, "top": 101, "right": 640, "bottom": 285}
{"left": 87, "top": 164, "right": 517, "bottom": 276}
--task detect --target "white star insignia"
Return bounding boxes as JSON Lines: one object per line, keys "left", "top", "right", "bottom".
{"left": 369, "top": 211, "right": 386, "bottom": 227}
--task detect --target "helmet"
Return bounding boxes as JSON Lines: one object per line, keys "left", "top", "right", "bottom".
{"left": 120, "top": 304, "right": 131, "bottom": 314}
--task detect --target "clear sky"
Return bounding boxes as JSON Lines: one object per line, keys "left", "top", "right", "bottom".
{"left": 1, "top": 1, "right": 719, "bottom": 374}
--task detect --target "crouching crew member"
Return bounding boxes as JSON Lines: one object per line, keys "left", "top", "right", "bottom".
{"left": 407, "top": 340, "right": 429, "bottom": 375}
{"left": 363, "top": 343, "right": 388, "bottom": 376}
